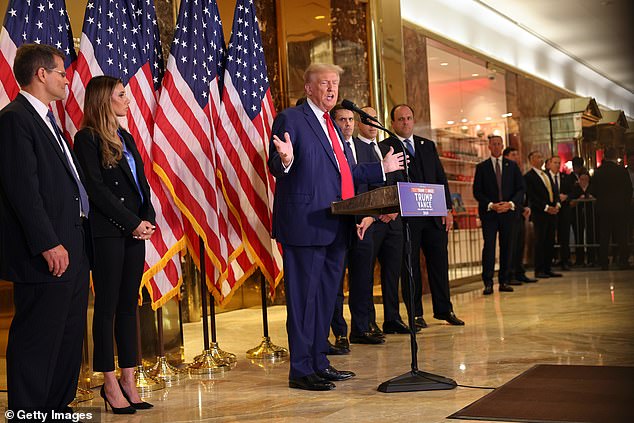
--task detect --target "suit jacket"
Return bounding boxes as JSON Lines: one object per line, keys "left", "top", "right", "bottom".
{"left": 381, "top": 135, "right": 451, "bottom": 227}
{"left": 74, "top": 128, "right": 155, "bottom": 238}
{"left": 268, "top": 102, "right": 383, "bottom": 247}
{"left": 589, "top": 160, "right": 632, "bottom": 216}
{"left": 473, "top": 157, "right": 525, "bottom": 217}
{"left": 354, "top": 138, "right": 385, "bottom": 194}
{"left": 0, "top": 94, "right": 87, "bottom": 284}
{"left": 525, "top": 168, "right": 559, "bottom": 215}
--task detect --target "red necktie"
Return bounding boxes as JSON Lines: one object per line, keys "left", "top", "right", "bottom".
{"left": 324, "top": 112, "right": 354, "bottom": 199}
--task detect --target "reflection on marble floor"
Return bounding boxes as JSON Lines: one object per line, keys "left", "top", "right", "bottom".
{"left": 2, "top": 269, "right": 634, "bottom": 422}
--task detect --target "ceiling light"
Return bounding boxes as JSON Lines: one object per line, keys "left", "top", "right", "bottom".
{"left": 471, "top": 73, "right": 479, "bottom": 77}
{"left": 485, "top": 116, "right": 492, "bottom": 121}
{"left": 314, "top": 15, "right": 325, "bottom": 20}
{"left": 440, "top": 62, "right": 448, "bottom": 66}
{"left": 446, "top": 120, "right": 455, "bottom": 125}
{"left": 461, "top": 118, "right": 468, "bottom": 123}
{"left": 501, "top": 112, "right": 513, "bottom": 118}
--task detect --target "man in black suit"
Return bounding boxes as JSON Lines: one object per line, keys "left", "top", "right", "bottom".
{"left": 0, "top": 44, "right": 90, "bottom": 414}
{"left": 524, "top": 151, "right": 562, "bottom": 279}
{"left": 382, "top": 104, "right": 464, "bottom": 328}
{"left": 547, "top": 156, "right": 572, "bottom": 270}
{"left": 327, "top": 105, "right": 356, "bottom": 354}
{"left": 473, "top": 136, "right": 525, "bottom": 295}
{"left": 351, "top": 106, "right": 410, "bottom": 340}
{"left": 503, "top": 147, "right": 538, "bottom": 284}
{"left": 590, "top": 147, "right": 632, "bottom": 269}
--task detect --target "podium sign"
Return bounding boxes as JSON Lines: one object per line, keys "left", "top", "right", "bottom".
{"left": 397, "top": 182, "right": 447, "bottom": 217}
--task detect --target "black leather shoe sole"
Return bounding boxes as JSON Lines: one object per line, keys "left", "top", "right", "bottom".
{"left": 316, "top": 367, "right": 356, "bottom": 381}
{"left": 499, "top": 284, "right": 514, "bottom": 292}
{"left": 350, "top": 333, "right": 385, "bottom": 344}
{"left": 289, "top": 377, "right": 335, "bottom": 391}
{"left": 483, "top": 286, "right": 493, "bottom": 295}
{"left": 382, "top": 320, "right": 411, "bottom": 334}
{"left": 507, "top": 280, "right": 522, "bottom": 286}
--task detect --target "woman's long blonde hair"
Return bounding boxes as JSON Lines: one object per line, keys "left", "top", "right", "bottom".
{"left": 81, "top": 76, "right": 123, "bottom": 167}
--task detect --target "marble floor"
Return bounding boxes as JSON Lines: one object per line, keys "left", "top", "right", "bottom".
{"left": 3, "top": 268, "right": 634, "bottom": 422}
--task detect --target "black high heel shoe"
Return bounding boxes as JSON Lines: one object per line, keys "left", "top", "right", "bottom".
{"left": 119, "top": 380, "right": 154, "bottom": 409}
{"left": 100, "top": 385, "right": 136, "bottom": 414}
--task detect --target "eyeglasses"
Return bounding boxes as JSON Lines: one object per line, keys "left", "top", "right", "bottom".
{"left": 46, "top": 68, "right": 67, "bottom": 78}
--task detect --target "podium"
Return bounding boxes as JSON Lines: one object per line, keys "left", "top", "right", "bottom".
{"left": 331, "top": 185, "right": 457, "bottom": 393}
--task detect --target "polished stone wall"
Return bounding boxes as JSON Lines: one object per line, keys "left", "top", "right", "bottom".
{"left": 402, "top": 25, "right": 432, "bottom": 138}
{"left": 331, "top": 0, "right": 370, "bottom": 107}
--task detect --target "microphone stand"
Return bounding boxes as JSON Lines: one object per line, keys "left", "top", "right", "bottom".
{"left": 360, "top": 116, "right": 456, "bottom": 393}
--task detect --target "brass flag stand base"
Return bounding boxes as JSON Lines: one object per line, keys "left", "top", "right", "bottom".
{"left": 209, "top": 341, "right": 237, "bottom": 364}
{"left": 188, "top": 349, "right": 230, "bottom": 375}
{"left": 246, "top": 336, "right": 288, "bottom": 360}
{"left": 148, "top": 356, "right": 186, "bottom": 384}
{"left": 246, "top": 275, "right": 288, "bottom": 361}
{"left": 134, "top": 364, "right": 166, "bottom": 394}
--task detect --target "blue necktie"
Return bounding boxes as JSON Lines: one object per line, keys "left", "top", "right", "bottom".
{"left": 46, "top": 110, "right": 90, "bottom": 217}
{"left": 404, "top": 138, "right": 415, "bottom": 156}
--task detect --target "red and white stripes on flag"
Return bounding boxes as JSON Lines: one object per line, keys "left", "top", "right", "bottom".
{"left": 153, "top": 0, "right": 257, "bottom": 305}
{"left": 215, "top": 0, "right": 283, "bottom": 293}
{"left": 70, "top": 0, "right": 186, "bottom": 309}
{"left": 0, "top": 0, "right": 76, "bottom": 140}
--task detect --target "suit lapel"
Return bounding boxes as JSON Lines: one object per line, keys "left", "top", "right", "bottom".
{"left": 301, "top": 102, "right": 338, "bottom": 170}
{"left": 118, "top": 131, "right": 144, "bottom": 200}
{"left": 16, "top": 95, "right": 76, "bottom": 180}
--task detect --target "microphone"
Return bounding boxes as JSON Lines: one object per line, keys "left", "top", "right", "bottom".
{"left": 341, "top": 99, "right": 380, "bottom": 123}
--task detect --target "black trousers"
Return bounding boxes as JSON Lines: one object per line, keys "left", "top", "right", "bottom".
{"left": 509, "top": 213, "right": 528, "bottom": 277}
{"left": 480, "top": 212, "right": 514, "bottom": 285}
{"left": 370, "top": 219, "right": 404, "bottom": 323}
{"left": 348, "top": 226, "right": 376, "bottom": 336}
{"left": 7, "top": 254, "right": 89, "bottom": 412}
{"left": 402, "top": 217, "right": 452, "bottom": 318}
{"left": 532, "top": 212, "right": 557, "bottom": 274}
{"left": 597, "top": 211, "right": 629, "bottom": 267}
{"left": 92, "top": 236, "right": 145, "bottom": 372}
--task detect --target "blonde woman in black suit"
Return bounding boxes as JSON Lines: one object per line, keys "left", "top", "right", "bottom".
{"left": 74, "top": 76, "right": 155, "bottom": 414}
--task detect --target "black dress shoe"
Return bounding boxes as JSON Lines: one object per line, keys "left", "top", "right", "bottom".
{"left": 289, "top": 374, "right": 335, "bottom": 391}
{"left": 433, "top": 311, "right": 465, "bottom": 326}
{"left": 383, "top": 319, "right": 411, "bottom": 334}
{"left": 516, "top": 274, "right": 538, "bottom": 283}
{"left": 507, "top": 280, "right": 522, "bottom": 286}
{"left": 561, "top": 263, "right": 571, "bottom": 271}
{"left": 483, "top": 286, "right": 493, "bottom": 295}
{"left": 327, "top": 341, "right": 348, "bottom": 355}
{"left": 546, "top": 271, "right": 563, "bottom": 277}
{"left": 535, "top": 272, "right": 551, "bottom": 278}
{"left": 350, "top": 332, "right": 385, "bottom": 344}
{"left": 368, "top": 321, "right": 385, "bottom": 338}
{"left": 316, "top": 365, "right": 356, "bottom": 381}
{"left": 414, "top": 316, "right": 427, "bottom": 329}
{"left": 334, "top": 336, "right": 350, "bottom": 351}
{"left": 498, "top": 284, "right": 514, "bottom": 292}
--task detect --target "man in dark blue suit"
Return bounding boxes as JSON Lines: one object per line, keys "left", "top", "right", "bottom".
{"left": 473, "top": 136, "right": 525, "bottom": 295}
{"left": 0, "top": 44, "right": 90, "bottom": 414}
{"left": 268, "top": 64, "right": 405, "bottom": 391}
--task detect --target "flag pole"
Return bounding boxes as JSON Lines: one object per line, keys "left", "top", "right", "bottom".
{"left": 147, "top": 306, "right": 187, "bottom": 384}
{"left": 133, "top": 307, "right": 165, "bottom": 394}
{"left": 246, "top": 272, "right": 288, "bottom": 360}
{"left": 189, "top": 236, "right": 230, "bottom": 374}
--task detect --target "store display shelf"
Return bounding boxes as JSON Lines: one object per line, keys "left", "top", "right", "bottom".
{"left": 448, "top": 180, "right": 474, "bottom": 185}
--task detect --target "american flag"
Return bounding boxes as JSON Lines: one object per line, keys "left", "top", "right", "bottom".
{"left": 153, "top": 0, "right": 255, "bottom": 304}
{"left": 71, "top": 0, "right": 186, "bottom": 309}
{"left": 216, "top": 0, "right": 282, "bottom": 293}
{"left": 0, "top": 0, "right": 75, "bottom": 136}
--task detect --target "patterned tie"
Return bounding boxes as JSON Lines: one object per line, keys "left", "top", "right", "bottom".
{"left": 404, "top": 138, "right": 415, "bottom": 156}
{"left": 46, "top": 110, "right": 90, "bottom": 216}
{"left": 345, "top": 140, "right": 357, "bottom": 166}
{"left": 539, "top": 170, "right": 554, "bottom": 203}
{"left": 495, "top": 158, "right": 503, "bottom": 201}
{"left": 324, "top": 112, "right": 354, "bottom": 200}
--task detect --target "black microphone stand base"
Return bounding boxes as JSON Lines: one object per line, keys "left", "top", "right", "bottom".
{"left": 377, "top": 370, "right": 457, "bottom": 393}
